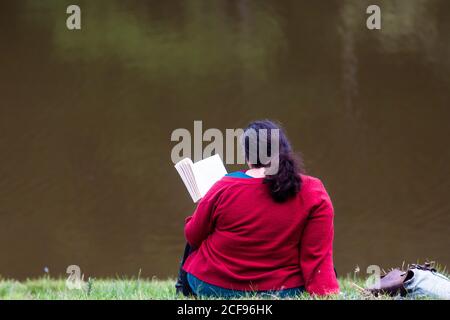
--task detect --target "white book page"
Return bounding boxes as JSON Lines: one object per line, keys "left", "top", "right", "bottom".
{"left": 174, "top": 158, "right": 201, "bottom": 202}
{"left": 192, "top": 154, "right": 227, "bottom": 197}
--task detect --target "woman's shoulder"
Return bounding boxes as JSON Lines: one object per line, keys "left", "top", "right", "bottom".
{"left": 299, "top": 174, "right": 330, "bottom": 197}
{"left": 299, "top": 174, "right": 334, "bottom": 214}
{"left": 300, "top": 174, "right": 323, "bottom": 186}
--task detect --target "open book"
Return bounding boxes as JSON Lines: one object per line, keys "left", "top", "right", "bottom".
{"left": 174, "top": 154, "right": 227, "bottom": 202}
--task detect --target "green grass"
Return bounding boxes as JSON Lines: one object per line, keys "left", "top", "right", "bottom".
{"left": 0, "top": 276, "right": 426, "bottom": 300}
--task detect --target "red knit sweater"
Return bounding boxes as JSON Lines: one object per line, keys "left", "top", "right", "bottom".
{"left": 183, "top": 174, "right": 339, "bottom": 296}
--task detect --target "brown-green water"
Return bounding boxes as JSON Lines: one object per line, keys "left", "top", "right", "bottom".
{"left": 0, "top": 0, "right": 449, "bottom": 280}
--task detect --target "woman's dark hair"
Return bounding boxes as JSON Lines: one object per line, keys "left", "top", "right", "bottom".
{"left": 243, "top": 120, "right": 303, "bottom": 203}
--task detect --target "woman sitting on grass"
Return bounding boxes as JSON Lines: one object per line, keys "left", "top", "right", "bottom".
{"left": 177, "top": 120, "right": 339, "bottom": 298}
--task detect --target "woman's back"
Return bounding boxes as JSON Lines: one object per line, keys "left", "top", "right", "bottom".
{"left": 183, "top": 174, "right": 339, "bottom": 294}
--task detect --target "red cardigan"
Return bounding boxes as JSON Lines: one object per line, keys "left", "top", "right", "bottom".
{"left": 183, "top": 174, "right": 339, "bottom": 296}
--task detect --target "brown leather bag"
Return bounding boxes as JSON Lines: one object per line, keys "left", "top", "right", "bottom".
{"left": 366, "top": 262, "right": 436, "bottom": 297}
{"left": 367, "top": 269, "right": 408, "bottom": 296}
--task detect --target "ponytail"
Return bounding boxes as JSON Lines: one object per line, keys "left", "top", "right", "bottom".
{"left": 263, "top": 152, "right": 302, "bottom": 203}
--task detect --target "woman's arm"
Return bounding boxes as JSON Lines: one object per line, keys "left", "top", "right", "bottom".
{"left": 184, "top": 183, "right": 224, "bottom": 248}
{"left": 299, "top": 178, "right": 340, "bottom": 296}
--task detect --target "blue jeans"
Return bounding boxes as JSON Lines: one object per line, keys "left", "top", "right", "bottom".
{"left": 187, "top": 273, "right": 304, "bottom": 298}
{"left": 403, "top": 269, "right": 450, "bottom": 299}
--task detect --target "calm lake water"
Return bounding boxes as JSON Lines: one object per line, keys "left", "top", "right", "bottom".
{"left": 0, "top": 0, "right": 449, "bottom": 280}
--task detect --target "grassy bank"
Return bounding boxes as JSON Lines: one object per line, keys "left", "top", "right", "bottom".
{"left": 0, "top": 276, "right": 426, "bottom": 300}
